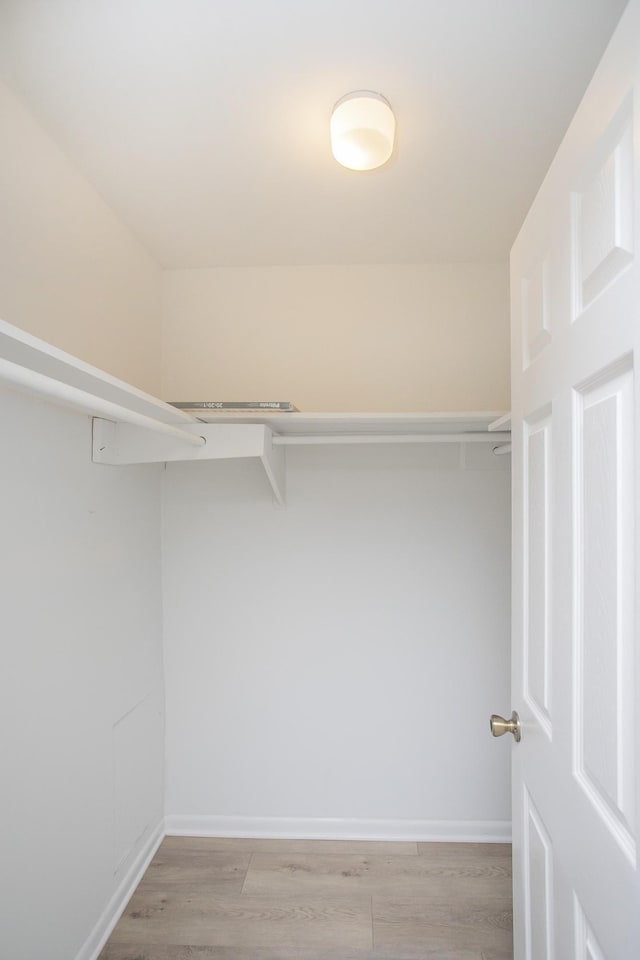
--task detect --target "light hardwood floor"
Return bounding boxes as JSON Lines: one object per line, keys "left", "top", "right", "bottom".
{"left": 99, "top": 838, "right": 513, "bottom": 960}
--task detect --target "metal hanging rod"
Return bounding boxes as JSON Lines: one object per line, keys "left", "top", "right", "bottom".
{"left": 0, "top": 356, "right": 206, "bottom": 448}
{"left": 272, "top": 432, "right": 512, "bottom": 446}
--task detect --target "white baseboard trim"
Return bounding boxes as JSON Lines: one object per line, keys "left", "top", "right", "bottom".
{"left": 165, "top": 815, "right": 511, "bottom": 844}
{"left": 75, "top": 818, "right": 165, "bottom": 960}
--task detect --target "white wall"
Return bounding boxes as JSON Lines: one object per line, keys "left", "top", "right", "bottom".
{"left": 161, "top": 264, "right": 510, "bottom": 411}
{"left": 0, "top": 81, "right": 161, "bottom": 394}
{"left": 163, "top": 443, "right": 511, "bottom": 838}
{"left": 0, "top": 390, "right": 165, "bottom": 960}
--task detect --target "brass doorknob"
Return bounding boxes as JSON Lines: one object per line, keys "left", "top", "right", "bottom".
{"left": 490, "top": 711, "right": 521, "bottom": 742}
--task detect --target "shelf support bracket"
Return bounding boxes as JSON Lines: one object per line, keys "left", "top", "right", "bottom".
{"left": 92, "top": 419, "right": 287, "bottom": 504}
{"left": 260, "top": 429, "right": 286, "bottom": 505}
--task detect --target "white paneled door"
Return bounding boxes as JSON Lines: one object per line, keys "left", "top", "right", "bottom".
{"left": 509, "top": 2, "right": 640, "bottom": 958}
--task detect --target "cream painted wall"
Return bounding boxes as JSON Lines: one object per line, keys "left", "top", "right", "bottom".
{"left": 161, "top": 264, "right": 509, "bottom": 411}
{"left": 0, "top": 81, "right": 161, "bottom": 394}
{"left": 0, "top": 76, "right": 509, "bottom": 410}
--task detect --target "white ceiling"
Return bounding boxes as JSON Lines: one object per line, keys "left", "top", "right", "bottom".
{"left": 0, "top": 0, "right": 628, "bottom": 267}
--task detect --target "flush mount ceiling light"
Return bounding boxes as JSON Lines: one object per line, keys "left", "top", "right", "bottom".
{"left": 330, "top": 91, "right": 395, "bottom": 171}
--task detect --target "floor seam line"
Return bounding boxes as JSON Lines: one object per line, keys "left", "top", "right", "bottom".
{"left": 370, "top": 893, "right": 375, "bottom": 952}
{"left": 240, "top": 849, "right": 254, "bottom": 896}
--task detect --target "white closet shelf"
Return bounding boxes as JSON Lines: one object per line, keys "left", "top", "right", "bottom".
{"left": 189, "top": 411, "right": 508, "bottom": 441}
{"left": 0, "top": 319, "right": 511, "bottom": 504}
{"left": 0, "top": 317, "right": 196, "bottom": 425}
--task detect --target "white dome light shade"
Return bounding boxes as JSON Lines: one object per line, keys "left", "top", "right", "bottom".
{"left": 330, "top": 92, "right": 395, "bottom": 171}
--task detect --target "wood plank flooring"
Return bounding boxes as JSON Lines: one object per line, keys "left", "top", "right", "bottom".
{"left": 99, "top": 838, "right": 513, "bottom": 960}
